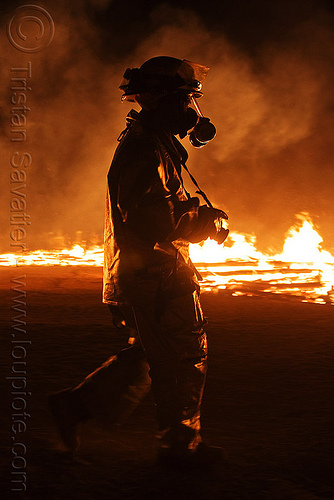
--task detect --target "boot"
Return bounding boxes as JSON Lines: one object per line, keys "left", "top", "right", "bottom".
{"left": 48, "top": 388, "right": 89, "bottom": 452}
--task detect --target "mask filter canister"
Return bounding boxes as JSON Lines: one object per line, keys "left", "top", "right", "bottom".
{"left": 189, "top": 97, "right": 216, "bottom": 148}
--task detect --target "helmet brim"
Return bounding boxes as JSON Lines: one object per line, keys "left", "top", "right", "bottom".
{"left": 119, "top": 58, "right": 208, "bottom": 101}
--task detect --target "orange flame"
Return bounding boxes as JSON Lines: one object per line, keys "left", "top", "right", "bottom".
{"left": 189, "top": 215, "right": 334, "bottom": 304}
{"left": 1, "top": 214, "right": 333, "bottom": 304}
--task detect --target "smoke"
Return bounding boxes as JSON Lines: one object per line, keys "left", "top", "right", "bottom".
{"left": 1, "top": 0, "right": 334, "bottom": 253}
{"left": 1, "top": 0, "right": 137, "bottom": 251}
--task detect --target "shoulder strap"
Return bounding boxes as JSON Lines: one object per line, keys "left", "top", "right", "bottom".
{"left": 181, "top": 160, "right": 214, "bottom": 208}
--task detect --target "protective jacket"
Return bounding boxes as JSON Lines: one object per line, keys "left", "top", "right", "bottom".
{"left": 103, "top": 110, "right": 207, "bottom": 306}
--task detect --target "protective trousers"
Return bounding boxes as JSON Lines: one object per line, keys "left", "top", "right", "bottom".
{"left": 74, "top": 276, "right": 208, "bottom": 453}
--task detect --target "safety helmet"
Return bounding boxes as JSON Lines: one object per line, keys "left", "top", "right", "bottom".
{"left": 119, "top": 56, "right": 210, "bottom": 102}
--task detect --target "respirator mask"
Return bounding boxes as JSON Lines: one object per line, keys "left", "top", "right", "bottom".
{"left": 177, "top": 95, "right": 216, "bottom": 147}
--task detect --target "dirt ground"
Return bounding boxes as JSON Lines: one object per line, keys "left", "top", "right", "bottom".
{"left": 1, "top": 266, "right": 334, "bottom": 500}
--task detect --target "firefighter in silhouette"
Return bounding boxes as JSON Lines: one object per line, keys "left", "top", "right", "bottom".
{"left": 49, "top": 56, "right": 228, "bottom": 464}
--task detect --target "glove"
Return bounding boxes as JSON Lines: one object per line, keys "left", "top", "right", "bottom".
{"left": 210, "top": 207, "right": 229, "bottom": 244}
{"left": 184, "top": 205, "right": 228, "bottom": 244}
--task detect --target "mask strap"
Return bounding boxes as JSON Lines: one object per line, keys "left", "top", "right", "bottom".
{"left": 190, "top": 96, "right": 204, "bottom": 117}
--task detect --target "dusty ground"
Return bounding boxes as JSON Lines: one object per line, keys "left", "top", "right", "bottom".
{"left": 1, "top": 266, "right": 334, "bottom": 499}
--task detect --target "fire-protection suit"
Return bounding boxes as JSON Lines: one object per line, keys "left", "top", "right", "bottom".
{"left": 75, "top": 108, "right": 216, "bottom": 452}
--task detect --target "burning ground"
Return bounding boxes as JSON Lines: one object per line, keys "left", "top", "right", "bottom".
{"left": 2, "top": 214, "right": 334, "bottom": 305}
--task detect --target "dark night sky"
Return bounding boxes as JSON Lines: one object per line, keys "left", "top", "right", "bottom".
{"left": 1, "top": 0, "right": 334, "bottom": 253}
